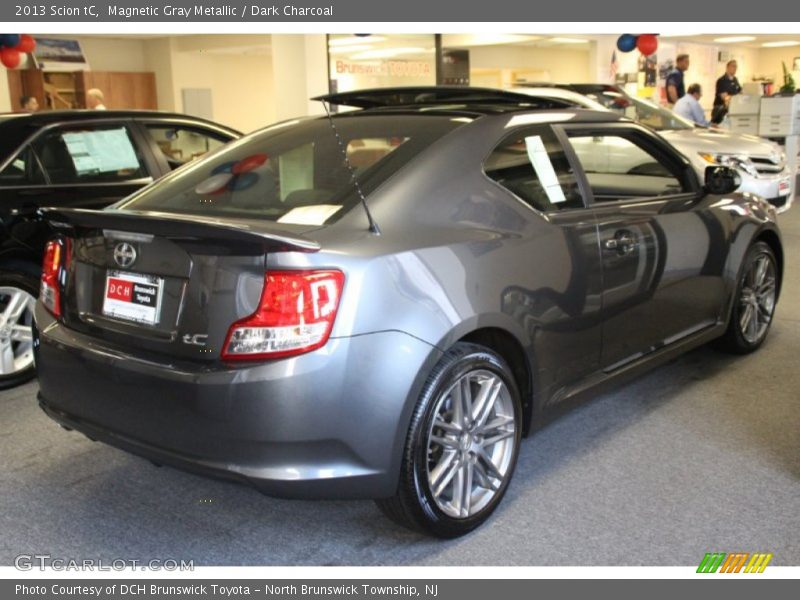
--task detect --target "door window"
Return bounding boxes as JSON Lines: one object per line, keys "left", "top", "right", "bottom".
{"left": 146, "top": 125, "right": 229, "bottom": 170}
{"left": 566, "top": 132, "right": 689, "bottom": 202}
{"left": 32, "top": 125, "right": 148, "bottom": 185}
{"left": 484, "top": 126, "right": 584, "bottom": 212}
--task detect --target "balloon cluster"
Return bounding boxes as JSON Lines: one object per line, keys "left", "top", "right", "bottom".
{"left": 616, "top": 34, "right": 658, "bottom": 56}
{"left": 195, "top": 154, "right": 268, "bottom": 195}
{"left": 0, "top": 34, "right": 35, "bottom": 69}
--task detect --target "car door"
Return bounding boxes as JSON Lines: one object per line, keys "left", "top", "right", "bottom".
{"left": 136, "top": 120, "right": 237, "bottom": 175}
{"left": 484, "top": 124, "right": 604, "bottom": 404}
{"left": 559, "top": 123, "right": 727, "bottom": 370}
{"left": 0, "top": 120, "right": 158, "bottom": 212}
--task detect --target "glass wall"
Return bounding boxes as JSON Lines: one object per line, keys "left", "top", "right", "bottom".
{"left": 328, "top": 34, "right": 437, "bottom": 93}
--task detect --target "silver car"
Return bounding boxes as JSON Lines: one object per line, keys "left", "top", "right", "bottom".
{"left": 34, "top": 88, "right": 783, "bottom": 537}
{"left": 511, "top": 85, "right": 794, "bottom": 212}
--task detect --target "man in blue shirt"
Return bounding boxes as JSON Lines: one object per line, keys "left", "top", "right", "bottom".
{"left": 673, "top": 83, "right": 709, "bottom": 126}
{"left": 666, "top": 54, "right": 689, "bottom": 105}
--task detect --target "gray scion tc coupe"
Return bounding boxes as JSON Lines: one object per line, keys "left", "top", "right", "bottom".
{"left": 34, "top": 87, "right": 783, "bottom": 537}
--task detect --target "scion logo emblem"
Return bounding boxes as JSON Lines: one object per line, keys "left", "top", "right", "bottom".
{"left": 113, "top": 243, "right": 137, "bottom": 268}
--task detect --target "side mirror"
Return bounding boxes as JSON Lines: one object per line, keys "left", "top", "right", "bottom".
{"left": 704, "top": 166, "right": 741, "bottom": 195}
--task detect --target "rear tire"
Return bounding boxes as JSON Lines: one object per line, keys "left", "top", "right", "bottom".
{"left": 714, "top": 241, "right": 778, "bottom": 354}
{"left": 0, "top": 263, "right": 40, "bottom": 390}
{"left": 376, "top": 342, "right": 522, "bottom": 538}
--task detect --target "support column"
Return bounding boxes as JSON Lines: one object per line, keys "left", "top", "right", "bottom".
{"left": 1, "top": 72, "right": 13, "bottom": 112}
{"left": 270, "top": 34, "right": 329, "bottom": 120}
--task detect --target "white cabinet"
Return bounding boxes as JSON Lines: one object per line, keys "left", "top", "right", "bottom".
{"left": 730, "top": 115, "right": 760, "bottom": 135}
{"left": 729, "top": 94, "right": 762, "bottom": 135}
{"left": 759, "top": 95, "right": 800, "bottom": 137}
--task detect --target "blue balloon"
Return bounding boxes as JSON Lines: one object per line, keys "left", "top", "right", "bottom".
{"left": 211, "top": 161, "right": 237, "bottom": 175}
{"left": 617, "top": 34, "right": 637, "bottom": 53}
{"left": 0, "top": 34, "right": 21, "bottom": 49}
{"left": 227, "top": 172, "right": 259, "bottom": 192}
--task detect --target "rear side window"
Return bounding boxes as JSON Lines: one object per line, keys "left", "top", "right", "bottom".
{"left": 117, "top": 115, "right": 461, "bottom": 224}
{"left": 484, "top": 125, "right": 584, "bottom": 212}
{"left": 0, "top": 145, "right": 46, "bottom": 185}
{"left": 146, "top": 124, "right": 229, "bottom": 169}
{"left": 32, "top": 125, "right": 149, "bottom": 185}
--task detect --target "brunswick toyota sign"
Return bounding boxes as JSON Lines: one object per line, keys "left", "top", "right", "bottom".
{"left": 335, "top": 59, "right": 432, "bottom": 77}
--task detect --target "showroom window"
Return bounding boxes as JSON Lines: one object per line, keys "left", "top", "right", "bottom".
{"left": 146, "top": 125, "right": 229, "bottom": 169}
{"left": 328, "top": 34, "right": 437, "bottom": 95}
{"left": 565, "top": 132, "right": 688, "bottom": 202}
{"left": 484, "top": 125, "right": 584, "bottom": 212}
{"left": 31, "top": 124, "right": 148, "bottom": 185}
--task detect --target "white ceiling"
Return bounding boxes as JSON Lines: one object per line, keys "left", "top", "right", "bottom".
{"left": 658, "top": 34, "right": 800, "bottom": 48}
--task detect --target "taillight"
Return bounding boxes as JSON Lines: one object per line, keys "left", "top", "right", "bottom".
{"left": 41, "top": 238, "right": 69, "bottom": 318}
{"left": 222, "top": 270, "right": 345, "bottom": 361}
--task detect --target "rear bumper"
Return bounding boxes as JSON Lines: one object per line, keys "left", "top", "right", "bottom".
{"left": 34, "top": 307, "right": 440, "bottom": 499}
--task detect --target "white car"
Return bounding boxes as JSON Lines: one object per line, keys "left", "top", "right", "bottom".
{"left": 510, "top": 85, "right": 794, "bottom": 212}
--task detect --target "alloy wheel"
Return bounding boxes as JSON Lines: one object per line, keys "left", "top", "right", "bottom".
{"left": 425, "top": 369, "right": 516, "bottom": 519}
{"left": 738, "top": 252, "right": 776, "bottom": 345}
{"left": 0, "top": 287, "right": 36, "bottom": 376}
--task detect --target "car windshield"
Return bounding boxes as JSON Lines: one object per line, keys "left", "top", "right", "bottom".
{"left": 583, "top": 91, "right": 694, "bottom": 131}
{"left": 116, "top": 114, "right": 462, "bottom": 225}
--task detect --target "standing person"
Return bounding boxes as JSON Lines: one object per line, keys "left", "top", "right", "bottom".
{"left": 86, "top": 88, "right": 107, "bottom": 110}
{"left": 666, "top": 54, "right": 690, "bottom": 105}
{"left": 19, "top": 96, "right": 39, "bottom": 112}
{"left": 713, "top": 59, "right": 742, "bottom": 121}
{"left": 714, "top": 60, "right": 742, "bottom": 107}
{"left": 673, "top": 83, "right": 709, "bottom": 126}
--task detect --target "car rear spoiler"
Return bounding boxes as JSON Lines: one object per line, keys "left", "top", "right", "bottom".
{"left": 41, "top": 208, "right": 321, "bottom": 252}
{"left": 313, "top": 86, "right": 549, "bottom": 109}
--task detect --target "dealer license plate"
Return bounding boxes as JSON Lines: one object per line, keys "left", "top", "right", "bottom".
{"left": 778, "top": 177, "right": 791, "bottom": 196}
{"left": 102, "top": 270, "right": 163, "bottom": 325}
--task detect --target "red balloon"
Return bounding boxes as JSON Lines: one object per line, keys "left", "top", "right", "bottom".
{"left": 0, "top": 47, "right": 21, "bottom": 69}
{"left": 637, "top": 34, "right": 658, "bottom": 56}
{"left": 232, "top": 153, "right": 268, "bottom": 174}
{"left": 16, "top": 34, "right": 35, "bottom": 54}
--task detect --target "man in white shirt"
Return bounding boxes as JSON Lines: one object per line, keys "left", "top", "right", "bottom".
{"left": 673, "top": 83, "right": 709, "bottom": 127}
{"left": 86, "top": 88, "right": 107, "bottom": 110}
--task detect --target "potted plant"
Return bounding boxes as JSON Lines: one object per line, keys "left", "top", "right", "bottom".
{"left": 779, "top": 61, "right": 796, "bottom": 94}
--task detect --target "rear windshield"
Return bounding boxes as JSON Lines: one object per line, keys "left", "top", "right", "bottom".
{"left": 116, "top": 114, "right": 462, "bottom": 225}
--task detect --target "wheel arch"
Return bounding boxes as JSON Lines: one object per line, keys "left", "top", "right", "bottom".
{"left": 754, "top": 227, "right": 783, "bottom": 299}
{"left": 457, "top": 327, "right": 534, "bottom": 436}
{"left": 0, "top": 248, "right": 43, "bottom": 278}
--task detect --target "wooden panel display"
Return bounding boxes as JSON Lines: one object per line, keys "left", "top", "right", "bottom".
{"left": 76, "top": 71, "right": 157, "bottom": 110}
{"left": 8, "top": 69, "right": 158, "bottom": 112}
{"left": 6, "top": 71, "right": 24, "bottom": 112}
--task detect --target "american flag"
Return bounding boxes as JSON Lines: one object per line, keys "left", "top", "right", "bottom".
{"left": 609, "top": 50, "right": 619, "bottom": 80}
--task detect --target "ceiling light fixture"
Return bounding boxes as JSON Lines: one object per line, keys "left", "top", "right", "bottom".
{"left": 761, "top": 40, "right": 800, "bottom": 47}
{"left": 350, "top": 47, "right": 431, "bottom": 60}
{"left": 713, "top": 36, "right": 757, "bottom": 43}
{"left": 549, "top": 37, "right": 589, "bottom": 44}
{"left": 329, "top": 35, "right": 387, "bottom": 47}
{"left": 328, "top": 45, "right": 374, "bottom": 54}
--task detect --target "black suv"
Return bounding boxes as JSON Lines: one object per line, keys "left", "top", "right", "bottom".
{"left": 0, "top": 110, "right": 241, "bottom": 387}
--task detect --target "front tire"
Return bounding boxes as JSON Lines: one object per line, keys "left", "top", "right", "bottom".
{"left": 715, "top": 241, "right": 778, "bottom": 354}
{"left": 0, "top": 265, "right": 39, "bottom": 390}
{"left": 376, "top": 342, "right": 522, "bottom": 538}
